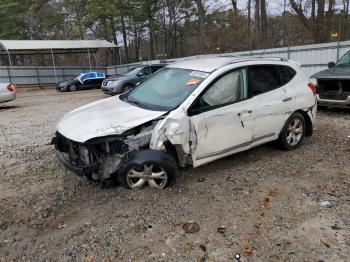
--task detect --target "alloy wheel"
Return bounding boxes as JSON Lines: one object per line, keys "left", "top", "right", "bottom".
{"left": 286, "top": 118, "right": 303, "bottom": 146}
{"left": 126, "top": 164, "right": 168, "bottom": 189}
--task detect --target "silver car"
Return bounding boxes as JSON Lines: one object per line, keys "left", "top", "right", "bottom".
{"left": 102, "top": 64, "right": 165, "bottom": 95}
{"left": 0, "top": 83, "right": 16, "bottom": 103}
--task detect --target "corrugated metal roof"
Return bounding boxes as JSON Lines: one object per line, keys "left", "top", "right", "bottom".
{"left": 0, "top": 40, "right": 117, "bottom": 51}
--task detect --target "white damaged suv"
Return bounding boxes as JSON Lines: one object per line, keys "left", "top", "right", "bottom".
{"left": 53, "top": 57, "right": 317, "bottom": 189}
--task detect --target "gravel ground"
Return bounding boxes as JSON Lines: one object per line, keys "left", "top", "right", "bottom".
{"left": 0, "top": 89, "right": 349, "bottom": 261}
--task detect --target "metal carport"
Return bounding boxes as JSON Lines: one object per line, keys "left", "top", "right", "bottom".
{"left": 0, "top": 40, "right": 118, "bottom": 85}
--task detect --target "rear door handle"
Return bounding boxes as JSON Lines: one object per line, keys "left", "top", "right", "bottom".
{"left": 282, "top": 97, "right": 292, "bottom": 102}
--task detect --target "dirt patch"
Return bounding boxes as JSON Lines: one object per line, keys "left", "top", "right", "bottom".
{"left": 0, "top": 89, "right": 349, "bottom": 261}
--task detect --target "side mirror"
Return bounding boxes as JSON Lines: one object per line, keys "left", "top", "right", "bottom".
{"left": 328, "top": 62, "right": 335, "bottom": 68}
{"left": 137, "top": 72, "right": 144, "bottom": 77}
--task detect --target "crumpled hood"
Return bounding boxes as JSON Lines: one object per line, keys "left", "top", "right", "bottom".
{"left": 312, "top": 66, "right": 350, "bottom": 80}
{"left": 57, "top": 96, "right": 166, "bottom": 143}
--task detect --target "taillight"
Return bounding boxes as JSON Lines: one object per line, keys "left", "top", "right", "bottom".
{"left": 307, "top": 83, "right": 317, "bottom": 95}
{"left": 7, "top": 84, "right": 16, "bottom": 93}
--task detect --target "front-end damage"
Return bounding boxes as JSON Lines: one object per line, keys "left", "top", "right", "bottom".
{"left": 53, "top": 120, "right": 164, "bottom": 181}
{"left": 150, "top": 112, "right": 193, "bottom": 168}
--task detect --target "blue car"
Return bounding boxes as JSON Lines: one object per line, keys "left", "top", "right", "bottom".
{"left": 56, "top": 72, "right": 106, "bottom": 92}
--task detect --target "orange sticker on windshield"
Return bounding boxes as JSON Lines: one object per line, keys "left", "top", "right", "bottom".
{"left": 186, "top": 79, "right": 201, "bottom": 86}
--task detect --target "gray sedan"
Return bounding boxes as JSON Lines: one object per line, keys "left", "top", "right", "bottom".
{"left": 0, "top": 83, "right": 16, "bottom": 104}
{"left": 102, "top": 64, "right": 165, "bottom": 95}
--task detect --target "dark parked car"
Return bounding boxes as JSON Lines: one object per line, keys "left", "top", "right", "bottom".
{"left": 102, "top": 64, "right": 166, "bottom": 95}
{"left": 57, "top": 72, "right": 106, "bottom": 92}
{"left": 311, "top": 51, "right": 350, "bottom": 108}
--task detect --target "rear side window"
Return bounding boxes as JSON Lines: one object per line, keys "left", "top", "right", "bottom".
{"left": 247, "top": 65, "right": 281, "bottom": 97}
{"left": 96, "top": 72, "right": 105, "bottom": 78}
{"left": 80, "top": 72, "right": 96, "bottom": 82}
{"left": 278, "top": 65, "right": 296, "bottom": 86}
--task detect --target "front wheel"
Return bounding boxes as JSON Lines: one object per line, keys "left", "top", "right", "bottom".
{"left": 121, "top": 84, "right": 134, "bottom": 93}
{"left": 117, "top": 150, "right": 178, "bottom": 190}
{"left": 278, "top": 112, "right": 306, "bottom": 150}
{"left": 69, "top": 84, "right": 77, "bottom": 92}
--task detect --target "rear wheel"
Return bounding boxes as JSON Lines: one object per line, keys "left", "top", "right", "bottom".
{"left": 278, "top": 112, "right": 306, "bottom": 150}
{"left": 118, "top": 150, "right": 178, "bottom": 190}
{"left": 121, "top": 84, "right": 134, "bottom": 93}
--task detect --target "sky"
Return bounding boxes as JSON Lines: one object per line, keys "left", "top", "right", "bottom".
{"left": 209, "top": 0, "right": 286, "bottom": 16}
{"left": 215, "top": 0, "right": 348, "bottom": 16}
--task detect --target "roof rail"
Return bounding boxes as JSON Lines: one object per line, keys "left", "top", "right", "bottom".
{"left": 219, "top": 55, "right": 289, "bottom": 62}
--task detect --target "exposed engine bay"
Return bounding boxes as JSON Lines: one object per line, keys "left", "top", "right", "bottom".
{"left": 53, "top": 121, "right": 161, "bottom": 181}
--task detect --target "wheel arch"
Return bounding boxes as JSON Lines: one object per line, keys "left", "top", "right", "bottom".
{"left": 124, "top": 82, "right": 135, "bottom": 87}
{"left": 163, "top": 141, "right": 179, "bottom": 165}
{"left": 295, "top": 109, "right": 313, "bottom": 137}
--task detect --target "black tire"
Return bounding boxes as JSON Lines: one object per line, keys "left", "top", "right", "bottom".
{"left": 278, "top": 112, "right": 306, "bottom": 150}
{"left": 117, "top": 150, "right": 178, "bottom": 190}
{"left": 121, "top": 84, "right": 134, "bottom": 93}
{"left": 69, "top": 84, "right": 77, "bottom": 92}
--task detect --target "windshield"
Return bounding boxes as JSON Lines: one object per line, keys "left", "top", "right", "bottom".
{"left": 123, "top": 68, "right": 208, "bottom": 111}
{"left": 336, "top": 51, "right": 350, "bottom": 66}
{"left": 125, "top": 67, "right": 142, "bottom": 76}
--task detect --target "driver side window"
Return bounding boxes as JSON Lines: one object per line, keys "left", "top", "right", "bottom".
{"left": 193, "top": 69, "right": 246, "bottom": 112}
{"left": 141, "top": 67, "right": 152, "bottom": 76}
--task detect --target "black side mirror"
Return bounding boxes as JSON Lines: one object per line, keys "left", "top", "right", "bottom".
{"left": 328, "top": 62, "right": 335, "bottom": 68}
{"left": 137, "top": 72, "right": 144, "bottom": 77}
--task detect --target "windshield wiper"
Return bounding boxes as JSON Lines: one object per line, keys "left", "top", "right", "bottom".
{"left": 126, "top": 97, "right": 151, "bottom": 109}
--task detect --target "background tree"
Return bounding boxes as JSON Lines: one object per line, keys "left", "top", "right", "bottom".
{"left": 0, "top": 0, "right": 349, "bottom": 65}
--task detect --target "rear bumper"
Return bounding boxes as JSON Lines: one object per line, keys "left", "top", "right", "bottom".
{"left": 0, "top": 93, "right": 16, "bottom": 103}
{"left": 317, "top": 94, "right": 350, "bottom": 107}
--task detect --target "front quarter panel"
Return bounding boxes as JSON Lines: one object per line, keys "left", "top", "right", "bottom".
{"left": 150, "top": 108, "right": 191, "bottom": 154}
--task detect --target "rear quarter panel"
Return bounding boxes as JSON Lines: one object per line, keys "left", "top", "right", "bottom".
{"left": 0, "top": 83, "right": 16, "bottom": 103}
{"left": 293, "top": 67, "right": 317, "bottom": 114}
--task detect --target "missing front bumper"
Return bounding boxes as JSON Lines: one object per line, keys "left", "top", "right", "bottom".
{"left": 55, "top": 150, "right": 99, "bottom": 176}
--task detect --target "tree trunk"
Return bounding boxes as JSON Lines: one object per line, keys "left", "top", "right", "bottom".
{"left": 194, "top": 0, "right": 207, "bottom": 54}
{"left": 325, "top": 0, "right": 334, "bottom": 41}
{"left": 311, "top": 0, "right": 316, "bottom": 28}
{"left": 341, "top": 0, "right": 349, "bottom": 40}
{"left": 260, "top": 0, "right": 267, "bottom": 47}
{"left": 315, "top": 0, "right": 326, "bottom": 42}
{"left": 110, "top": 18, "right": 119, "bottom": 65}
{"left": 254, "top": 0, "right": 261, "bottom": 48}
{"left": 134, "top": 26, "right": 139, "bottom": 61}
{"left": 232, "top": 0, "right": 238, "bottom": 16}
{"left": 290, "top": 0, "right": 314, "bottom": 40}
{"left": 247, "top": 0, "right": 251, "bottom": 49}
{"left": 121, "top": 15, "right": 129, "bottom": 63}
{"left": 149, "top": 28, "right": 155, "bottom": 60}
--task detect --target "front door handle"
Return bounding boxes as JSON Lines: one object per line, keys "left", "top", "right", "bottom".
{"left": 238, "top": 110, "right": 252, "bottom": 116}
{"left": 282, "top": 97, "right": 292, "bottom": 102}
